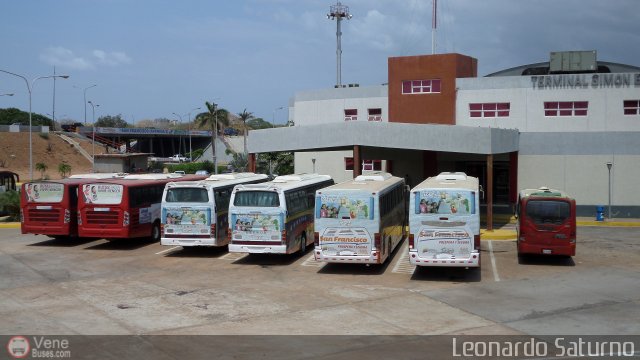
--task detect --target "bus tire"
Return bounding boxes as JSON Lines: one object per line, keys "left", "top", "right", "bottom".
{"left": 300, "top": 233, "right": 307, "bottom": 254}
{"left": 151, "top": 221, "right": 161, "bottom": 242}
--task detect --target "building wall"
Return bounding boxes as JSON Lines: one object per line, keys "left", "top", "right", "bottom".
{"left": 293, "top": 86, "right": 388, "bottom": 126}
{"left": 295, "top": 151, "right": 354, "bottom": 183}
{"left": 388, "top": 53, "right": 477, "bottom": 124}
{"left": 456, "top": 74, "right": 640, "bottom": 132}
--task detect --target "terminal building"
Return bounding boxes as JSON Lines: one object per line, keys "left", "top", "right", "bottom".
{"left": 248, "top": 50, "right": 640, "bottom": 219}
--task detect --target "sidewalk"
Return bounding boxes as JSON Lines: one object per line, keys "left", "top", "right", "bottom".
{"left": 481, "top": 215, "right": 640, "bottom": 240}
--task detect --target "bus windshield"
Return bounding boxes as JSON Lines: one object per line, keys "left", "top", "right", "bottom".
{"left": 316, "top": 194, "right": 373, "bottom": 220}
{"left": 525, "top": 200, "right": 570, "bottom": 225}
{"left": 82, "top": 184, "right": 124, "bottom": 205}
{"left": 233, "top": 191, "right": 280, "bottom": 207}
{"left": 414, "top": 190, "right": 475, "bottom": 215}
{"left": 25, "top": 183, "right": 64, "bottom": 203}
{"left": 165, "top": 188, "right": 209, "bottom": 203}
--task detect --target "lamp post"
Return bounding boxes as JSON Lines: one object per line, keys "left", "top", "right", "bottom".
{"left": 0, "top": 93, "right": 14, "bottom": 97}
{"left": 172, "top": 112, "right": 184, "bottom": 156}
{"left": 188, "top": 107, "right": 201, "bottom": 161}
{"left": 606, "top": 162, "right": 613, "bottom": 220}
{"left": 272, "top": 106, "right": 284, "bottom": 128}
{"left": 327, "top": 1, "right": 352, "bottom": 87}
{"left": 0, "top": 70, "right": 69, "bottom": 180}
{"left": 88, "top": 101, "right": 99, "bottom": 172}
{"left": 83, "top": 84, "right": 97, "bottom": 125}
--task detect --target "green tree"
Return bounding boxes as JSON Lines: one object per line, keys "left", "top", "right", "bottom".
{"left": 257, "top": 152, "right": 293, "bottom": 176}
{"left": 95, "top": 114, "right": 129, "bottom": 128}
{"left": 58, "top": 162, "right": 71, "bottom": 178}
{"left": 228, "top": 152, "right": 248, "bottom": 172}
{"left": 195, "top": 101, "right": 229, "bottom": 173}
{"left": 237, "top": 108, "right": 254, "bottom": 155}
{"left": 246, "top": 117, "right": 273, "bottom": 130}
{"left": 35, "top": 162, "right": 48, "bottom": 179}
{"left": 0, "top": 190, "right": 20, "bottom": 221}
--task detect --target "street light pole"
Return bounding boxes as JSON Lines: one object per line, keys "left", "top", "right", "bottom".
{"left": 188, "top": 107, "right": 201, "bottom": 161}
{"left": 83, "top": 84, "right": 97, "bottom": 125}
{"left": 172, "top": 112, "right": 184, "bottom": 156}
{"left": 0, "top": 93, "right": 14, "bottom": 97}
{"left": 607, "top": 162, "right": 613, "bottom": 220}
{"left": 272, "top": 106, "right": 284, "bottom": 128}
{"left": 0, "top": 70, "right": 69, "bottom": 180}
{"left": 88, "top": 101, "right": 99, "bottom": 172}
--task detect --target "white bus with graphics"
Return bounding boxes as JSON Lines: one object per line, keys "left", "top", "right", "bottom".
{"left": 228, "top": 173, "right": 334, "bottom": 254}
{"left": 314, "top": 172, "right": 408, "bottom": 265}
{"left": 408, "top": 172, "right": 481, "bottom": 267}
{"left": 161, "top": 173, "right": 268, "bottom": 247}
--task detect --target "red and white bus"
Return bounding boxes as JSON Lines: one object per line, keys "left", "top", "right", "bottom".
{"left": 77, "top": 173, "right": 206, "bottom": 241}
{"left": 20, "top": 173, "right": 123, "bottom": 239}
{"left": 516, "top": 187, "right": 576, "bottom": 257}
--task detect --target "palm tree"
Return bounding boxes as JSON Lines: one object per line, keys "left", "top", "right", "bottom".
{"left": 196, "top": 101, "right": 229, "bottom": 174}
{"left": 35, "top": 162, "right": 48, "bottom": 179}
{"left": 237, "top": 108, "right": 254, "bottom": 156}
{"left": 58, "top": 162, "right": 71, "bottom": 178}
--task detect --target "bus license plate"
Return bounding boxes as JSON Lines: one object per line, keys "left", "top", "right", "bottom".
{"left": 542, "top": 249, "right": 552, "bottom": 254}
{"left": 94, "top": 207, "right": 110, "bottom": 212}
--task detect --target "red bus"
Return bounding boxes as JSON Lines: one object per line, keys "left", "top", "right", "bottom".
{"left": 516, "top": 187, "right": 576, "bottom": 257}
{"left": 20, "top": 174, "right": 123, "bottom": 239}
{"left": 77, "top": 174, "right": 206, "bottom": 241}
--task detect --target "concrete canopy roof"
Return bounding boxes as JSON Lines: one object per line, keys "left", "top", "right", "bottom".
{"left": 248, "top": 122, "right": 519, "bottom": 155}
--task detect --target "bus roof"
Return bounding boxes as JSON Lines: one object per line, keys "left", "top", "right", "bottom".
{"left": 165, "top": 173, "right": 268, "bottom": 189}
{"left": 318, "top": 172, "right": 403, "bottom": 193}
{"left": 412, "top": 172, "right": 479, "bottom": 191}
{"left": 69, "top": 173, "right": 127, "bottom": 179}
{"left": 519, "top": 187, "right": 572, "bottom": 199}
{"left": 235, "top": 173, "right": 332, "bottom": 192}
{"left": 82, "top": 174, "right": 206, "bottom": 186}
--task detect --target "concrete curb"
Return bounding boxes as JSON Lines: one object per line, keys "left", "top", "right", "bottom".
{"left": 0, "top": 222, "right": 20, "bottom": 229}
{"left": 481, "top": 229, "right": 516, "bottom": 241}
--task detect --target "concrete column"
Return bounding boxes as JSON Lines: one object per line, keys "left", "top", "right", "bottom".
{"left": 487, "top": 154, "right": 494, "bottom": 231}
{"left": 353, "top": 145, "right": 361, "bottom": 178}
{"left": 423, "top": 150, "right": 438, "bottom": 180}
{"left": 248, "top": 153, "right": 256, "bottom": 173}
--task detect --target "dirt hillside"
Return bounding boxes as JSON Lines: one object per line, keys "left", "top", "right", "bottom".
{"left": 0, "top": 132, "right": 107, "bottom": 181}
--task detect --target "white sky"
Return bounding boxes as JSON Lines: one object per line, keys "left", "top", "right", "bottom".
{"left": 1, "top": 0, "right": 639, "bottom": 124}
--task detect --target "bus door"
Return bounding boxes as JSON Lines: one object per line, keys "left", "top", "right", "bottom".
{"left": 518, "top": 198, "right": 576, "bottom": 256}
{"left": 315, "top": 193, "right": 375, "bottom": 259}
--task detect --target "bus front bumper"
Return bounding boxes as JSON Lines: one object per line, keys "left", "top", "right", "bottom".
{"left": 409, "top": 251, "right": 480, "bottom": 267}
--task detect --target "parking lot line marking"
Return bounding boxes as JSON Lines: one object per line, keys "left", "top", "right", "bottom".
{"left": 220, "top": 252, "right": 248, "bottom": 261}
{"left": 301, "top": 254, "right": 324, "bottom": 267}
{"left": 487, "top": 240, "right": 501, "bottom": 282}
{"left": 392, "top": 243, "right": 416, "bottom": 274}
{"left": 156, "top": 246, "right": 181, "bottom": 255}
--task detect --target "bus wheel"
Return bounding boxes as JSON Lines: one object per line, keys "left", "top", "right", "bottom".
{"left": 151, "top": 221, "right": 161, "bottom": 242}
{"left": 300, "top": 233, "right": 307, "bottom": 253}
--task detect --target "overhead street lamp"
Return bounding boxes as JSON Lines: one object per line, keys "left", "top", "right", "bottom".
{"left": 188, "top": 107, "right": 201, "bottom": 160}
{"left": 0, "top": 69, "right": 69, "bottom": 180}
{"left": 0, "top": 93, "right": 14, "bottom": 97}
{"left": 83, "top": 84, "right": 97, "bottom": 125}
{"left": 88, "top": 101, "right": 99, "bottom": 172}
{"left": 172, "top": 112, "right": 184, "bottom": 155}
{"left": 272, "top": 106, "right": 284, "bottom": 128}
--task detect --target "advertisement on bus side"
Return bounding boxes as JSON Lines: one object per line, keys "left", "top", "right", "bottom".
{"left": 231, "top": 212, "right": 283, "bottom": 241}
{"left": 415, "top": 227, "right": 473, "bottom": 259}
{"left": 25, "top": 183, "right": 64, "bottom": 203}
{"left": 162, "top": 206, "right": 211, "bottom": 235}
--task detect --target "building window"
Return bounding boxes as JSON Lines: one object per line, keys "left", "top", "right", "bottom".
{"left": 368, "top": 108, "right": 382, "bottom": 121}
{"left": 402, "top": 79, "right": 441, "bottom": 94}
{"left": 623, "top": 100, "right": 640, "bottom": 115}
{"left": 469, "top": 103, "right": 510, "bottom": 118}
{"left": 544, "top": 101, "right": 589, "bottom": 116}
{"left": 362, "top": 160, "right": 382, "bottom": 171}
{"left": 345, "top": 157, "right": 354, "bottom": 171}
{"left": 344, "top": 109, "right": 358, "bottom": 121}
